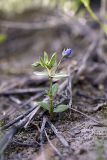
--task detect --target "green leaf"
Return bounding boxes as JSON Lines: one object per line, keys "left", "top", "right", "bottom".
{"left": 54, "top": 105, "right": 68, "bottom": 113}
{"left": 0, "top": 34, "right": 6, "bottom": 43}
{"left": 48, "top": 52, "right": 56, "bottom": 69}
{"left": 33, "top": 71, "right": 48, "bottom": 77}
{"left": 40, "top": 58, "right": 46, "bottom": 67}
{"left": 52, "top": 83, "right": 58, "bottom": 97}
{"left": 44, "top": 51, "right": 48, "bottom": 63}
{"left": 38, "top": 102, "right": 49, "bottom": 110}
{"left": 52, "top": 73, "right": 68, "bottom": 79}
{"left": 32, "top": 62, "right": 40, "bottom": 67}
{"left": 102, "top": 24, "right": 107, "bottom": 35}
{"left": 81, "top": 0, "right": 90, "bottom": 7}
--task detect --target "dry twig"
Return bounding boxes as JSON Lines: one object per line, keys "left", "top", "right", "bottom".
{"left": 0, "top": 87, "right": 47, "bottom": 96}
{"left": 47, "top": 120, "right": 69, "bottom": 147}
{"left": 44, "top": 129, "right": 62, "bottom": 158}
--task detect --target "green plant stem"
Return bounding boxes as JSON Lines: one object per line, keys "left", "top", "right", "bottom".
{"left": 82, "top": 2, "right": 107, "bottom": 35}
{"left": 49, "top": 76, "right": 53, "bottom": 116}
{"left": 55, "top": 56, "right": 63, "bottom": 73}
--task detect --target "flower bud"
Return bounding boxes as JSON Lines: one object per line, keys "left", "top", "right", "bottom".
{"left": 63, "top": 48, "right": 73, "bottom": 57}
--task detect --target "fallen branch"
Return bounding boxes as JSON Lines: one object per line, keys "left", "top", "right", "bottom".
{"left": 0, "top": 117, "right": 28, "bottom": 156}
{"left": 10, "top": 92, "right": 44, "bottom": 109}
{"left": 1, "top": 105, "right": 39, "bottom": 130}
{"left": 0, "top": 87, "right": 47, "bottom": 96}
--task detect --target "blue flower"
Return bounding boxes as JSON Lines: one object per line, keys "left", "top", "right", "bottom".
{"left": 63, "top": 48, "right": 73, "bottom": 57}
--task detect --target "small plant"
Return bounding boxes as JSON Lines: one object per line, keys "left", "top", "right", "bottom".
{"left": 32, "top": 48, "right": 73, "bottom": 117}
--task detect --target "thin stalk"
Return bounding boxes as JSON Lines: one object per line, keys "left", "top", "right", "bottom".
{"left": 47, "top": 56, "right": 64, "bottom": 117}
{"left": 49, "top": 76, "right": 53, "bottom": 116}
{"left": 55, "top": 56, "right": 63, "bottom": 73}
{"left": 85, "top": 5, "right": 107, "bottom": 35}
